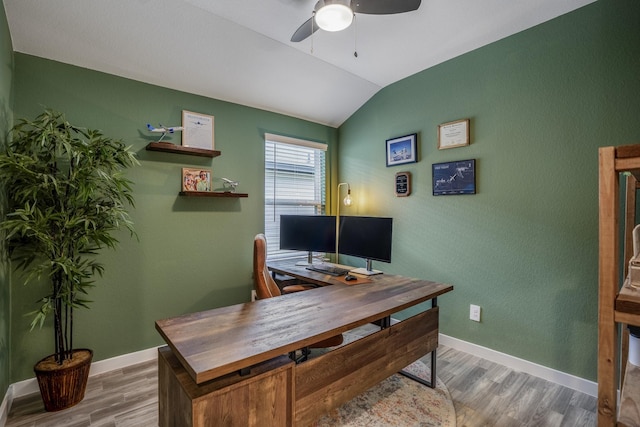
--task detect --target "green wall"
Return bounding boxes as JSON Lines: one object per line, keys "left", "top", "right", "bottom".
{"left": 4, "top": 0, "right": 639, "bottom": 389}
{"left": 0, "top": 1, "right": 13, "bottom": 404}
{"left": 9, "top": 54, "right": 337, "bottom": 381}
{"left": 338, "top": 0, "right": 640, "bottom": 381}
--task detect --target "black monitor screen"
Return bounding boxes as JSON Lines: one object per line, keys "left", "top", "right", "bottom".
{"left": 338, "top": 216, "right": 393, "bottom": 263}
{"left": 279, "top": 215, "right": 336, "bottom": 253}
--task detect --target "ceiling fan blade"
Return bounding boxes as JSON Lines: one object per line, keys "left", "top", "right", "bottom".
{"left": 291, "top": 17, "right": 319, "bottom": 42}
{"left": 352, "top": 0, "right": 421, "bottom": 15}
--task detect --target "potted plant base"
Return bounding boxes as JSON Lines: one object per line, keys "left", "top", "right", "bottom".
{"left": 34, "top": 349, "right": 93, "bottom": 412}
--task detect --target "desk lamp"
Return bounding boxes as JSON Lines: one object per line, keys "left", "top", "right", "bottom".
{"left": 336, "top": 182, "right": 352, "bottom": 263}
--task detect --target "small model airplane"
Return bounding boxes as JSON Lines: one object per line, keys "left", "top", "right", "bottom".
{"left": 146, "top": 124, "right": 184, "bottom": 133}
{"left": 146, "top": 123, "right": 184, "bottom": 142}
{"left": 222, "top": 178, "right": 239, "bottom": 192}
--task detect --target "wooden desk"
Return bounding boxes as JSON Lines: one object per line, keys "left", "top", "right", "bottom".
{"left": 156, "top": 264, "right": 453, "bottom": 426}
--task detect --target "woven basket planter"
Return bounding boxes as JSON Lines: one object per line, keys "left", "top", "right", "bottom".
{"left": 34, "top": 349, "right": 93, "bottom": 412}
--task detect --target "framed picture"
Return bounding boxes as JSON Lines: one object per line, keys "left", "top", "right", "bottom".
{"left": 395, "top": 171, "right": 411, "bottom": 197}
{"left": 437, "top": 119, "right": 470, "bottom": 150}
{"left": 386, "top": 133, "right": 417, "bottom": 167}
{"left": 182, "top": 110, "right": 215, "bottom": 150}
{"left": 182, "top": 168, "right": 212, "bottom": 192}
{"left": 432, "top": 159, "right": 476, "bottom": 195}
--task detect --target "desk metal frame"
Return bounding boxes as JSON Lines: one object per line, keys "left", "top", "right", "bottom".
{"left": 394, "top": 298, "right": 437, "bottom": 388}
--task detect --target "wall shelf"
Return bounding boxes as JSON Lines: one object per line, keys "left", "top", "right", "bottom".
{"left": 179, "top": 191, "right": 248, "bottom": 198}
{"left": 146, "top": 142, "right": 221, "bottom": 158}
{"left": 145, "top": 142, "right": 246, "bottom": 198}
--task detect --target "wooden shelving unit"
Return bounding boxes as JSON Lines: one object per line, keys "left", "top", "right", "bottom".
{"left": 598, "top": 144, "right": 640, "bottom": 426}
{"left": 145, "top": 142, "right": 221, "bottom": 158}
{"left": 179, "top": 191, "right": 248, "bottom": 198}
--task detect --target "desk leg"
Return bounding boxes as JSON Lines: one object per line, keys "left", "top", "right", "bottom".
{"left": 289, "top": 347, "right": 311, "bottom": 364}
{"left": 380, "top": 316, "right": 391, "bottom": 329}
{"left": 399, "top": 297, "right": 437, "bottom": 389}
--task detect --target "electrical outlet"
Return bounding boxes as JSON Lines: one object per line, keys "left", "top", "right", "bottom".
{"left": 251, "top": 290, "right": 257, "bottom": 302}
{"left": 470, "top": 304, "right": 481, "bottom": 322}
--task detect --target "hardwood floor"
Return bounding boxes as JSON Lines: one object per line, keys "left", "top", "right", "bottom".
{"left": 6, "top": 345, "right": 597, "bottom": 427}
{"left": 437, "top": 346, "right": 597, "bottom": 427}
{"left": 6, "top": 360, "right": 158, "bottom": 427}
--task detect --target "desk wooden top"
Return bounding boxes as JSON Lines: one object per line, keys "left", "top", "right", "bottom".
{"left": 155, "top": 266, "right": 452, "bottom": 385}
{"left": 268, "top": 261, "right": 369, "bottom": 286}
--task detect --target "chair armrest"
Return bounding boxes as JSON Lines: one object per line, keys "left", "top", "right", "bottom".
{"left": 282, "top": 284, "right": 319, "bottom": 294}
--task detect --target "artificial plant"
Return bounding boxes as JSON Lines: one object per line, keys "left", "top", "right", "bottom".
{"left": 0, "top": 109, "right": 138, "bottom": 364}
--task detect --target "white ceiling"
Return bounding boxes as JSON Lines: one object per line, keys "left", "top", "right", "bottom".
{"left": 4, "top": 0, "right": 594, "bottom": 127}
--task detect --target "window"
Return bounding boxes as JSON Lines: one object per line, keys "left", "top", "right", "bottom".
{"left": 265, "top": 133, "right": 327, "bottom": 260}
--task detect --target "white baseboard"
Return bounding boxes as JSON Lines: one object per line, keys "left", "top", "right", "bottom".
{"left": 10, "top": 346, "right": 160, "bottom": 399}
{"left": 439, "top": 334, "right": 597, "bottom": 397}
{"left": 0, "top": 335, "right": 598, "bottom": 427}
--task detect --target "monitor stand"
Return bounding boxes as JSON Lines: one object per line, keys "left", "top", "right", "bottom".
{"left": 350, "top": 259, "right": 383, "bottom": 276}
{"left": 295, "top": 251, "right": 323, "bottom": 266}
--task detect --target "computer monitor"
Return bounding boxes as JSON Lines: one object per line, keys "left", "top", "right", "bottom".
{"left": 279, "top": 215, "right": 336, "bottom": 265}
{"left": 338, "top": 216, "right": 393, "bottom": 275}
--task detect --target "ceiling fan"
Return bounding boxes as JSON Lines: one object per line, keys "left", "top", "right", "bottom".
{"left": 291, "top": 0, "right": 422, "bottom": 42}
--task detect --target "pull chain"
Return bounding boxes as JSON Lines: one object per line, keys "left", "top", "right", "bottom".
{"left": 353, "top": 14, "right": 358, "bottom": 58}
{"left": 311, "top": 12, "right": 315, "bottom": 55}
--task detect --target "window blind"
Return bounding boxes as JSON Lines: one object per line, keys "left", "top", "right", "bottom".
{"left": 265, "top": 134, "right": 327, "bottom": 261}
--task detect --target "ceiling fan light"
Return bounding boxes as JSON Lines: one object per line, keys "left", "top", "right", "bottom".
{"left": 315, "top": 2, "right": 353, "bottom": 32}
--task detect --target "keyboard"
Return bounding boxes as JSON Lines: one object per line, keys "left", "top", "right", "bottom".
{"left": 305, "top": 265, "right": 350, "bottom": 276}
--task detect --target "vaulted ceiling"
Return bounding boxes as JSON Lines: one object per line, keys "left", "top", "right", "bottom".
{"left": 4, "top": 0, "right": 594, "bottom": 127}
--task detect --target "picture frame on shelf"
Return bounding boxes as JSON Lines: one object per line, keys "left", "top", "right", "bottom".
{"left": 182, "top": 168, "right": 212, "bottom": 192}
{"left": 432, "top": 159, "right": 476, "bottom": 195}
{"left": 386, "top": 133, "right": 417, "bottom": 167}
{"left": 437, "top": 119, "right": 470, "bottom": 150}
{"left": 182, "top": 110, "right": 215, "bottom": 150}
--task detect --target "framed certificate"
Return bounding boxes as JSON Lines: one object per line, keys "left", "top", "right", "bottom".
{"left": 437, "top": 119, "right": 469, "bottom": 150}
{"left": 182, "top": 110, "right": 215, "bottom": 150}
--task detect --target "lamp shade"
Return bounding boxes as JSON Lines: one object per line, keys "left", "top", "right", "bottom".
{"left": 315, "top": 0, "right": 354, "bottom": 32}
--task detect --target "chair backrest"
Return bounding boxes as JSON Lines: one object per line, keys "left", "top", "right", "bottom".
{"left": 253, "top": 234, "right": 282, "bottom": 299}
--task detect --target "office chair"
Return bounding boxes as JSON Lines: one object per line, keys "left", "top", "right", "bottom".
{"left": 253, "top": 233, "right": 315, "bottom": 296}
{"left": 253, "top": 234, "right": 343, "bottom": 360}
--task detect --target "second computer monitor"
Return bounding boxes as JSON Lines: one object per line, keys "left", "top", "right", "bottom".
{"left": 338, "top": 216, "right": 393, "bottom": 274}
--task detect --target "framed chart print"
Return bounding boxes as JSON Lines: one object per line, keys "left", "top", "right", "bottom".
{"left": 432, "top": 159, "right": 476, "bottom": 195}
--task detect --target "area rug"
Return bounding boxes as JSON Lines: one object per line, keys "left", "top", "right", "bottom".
{"left": 307, "top": 325, "right": 456, "bottom": 427}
